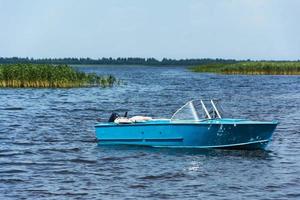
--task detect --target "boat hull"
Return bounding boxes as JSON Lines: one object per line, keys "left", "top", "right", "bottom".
{"left": 95, "top": 120, "right": 277, "bottom": 150}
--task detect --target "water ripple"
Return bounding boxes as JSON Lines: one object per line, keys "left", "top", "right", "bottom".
{"left": 0, "top": 66, "right": 299, "bottom": 199}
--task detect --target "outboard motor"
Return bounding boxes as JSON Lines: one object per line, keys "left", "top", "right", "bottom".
{"left": 108, "top": 113, "right": 119, "bottom": 122}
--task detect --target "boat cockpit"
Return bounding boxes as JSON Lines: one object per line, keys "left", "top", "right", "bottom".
{"left": 107, "top": 99, "right": 224, "bottom": 124}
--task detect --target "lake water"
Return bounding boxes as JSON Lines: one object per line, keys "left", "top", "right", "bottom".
{"left": 0, "top": 65, "right": 299, "bottom": 199}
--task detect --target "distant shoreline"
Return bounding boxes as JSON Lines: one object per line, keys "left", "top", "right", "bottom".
{"left": 1, "top": 57, "right": 299, "bottom": 67}
{"left": 0, "top": 57, "right": 239, "bottom": 66}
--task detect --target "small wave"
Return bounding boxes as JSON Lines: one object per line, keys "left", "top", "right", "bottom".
{"left": 53, "top": 170, "right": 80, "bottom": 175}
{"left": 25, "top": 191, "right": 88, "bottom": 196}
{"left": 0, "top": 150, "right": 34, "bottom": 157}
{"left": 1, "top": 107, "right": 24, "bottom": 110}
{"left": 8, "top": 124, "right": 22, "bottom": 127}
{"left": 0, "top": 178, "right": 25, "bottom": 183}
{"left": 77, "top": 139, "right": 98, "bottom": 143}
{"left": 0, "top": 161, "right": 64, "bottom": 166}
{"left": 57, "top": 192, "right": 89, "bottom": 196}
{"left": 70, "top": 108, "right": 106, "bottom": 112}
{"left": 264, "top": 184, "right": 282, "bottom": 190}
{"left": 69, "top": 158, "right": 97, "bottom": 164}
{"left": 0, "top": 169, "right": 27, "bottom": 174}
{"left": 129, "top": 184, "right": 147, "bottom": 189}
{"left": 12, "top": 142, "right": 41, "bottom": 146}
{"left": 43, "top": 138, "right": 63, "bottom": 143}
{"left": 139, "top": 172, "right": 186, "bottom": 180}
{"left": 101, "top": 156, "right": 124, "bottom": 161}
{"left": 39, "top": 147, "right": 81, "bottom": 153}
{"left": 101, "top": 153, "right": 147, "bottom": 161}
{"left": 286, "top": 193, "right": 300, "bottom": 198}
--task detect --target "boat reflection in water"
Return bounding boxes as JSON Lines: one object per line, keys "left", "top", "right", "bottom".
{"left": 95, "top": 99, "right": 278, "bottom": 150}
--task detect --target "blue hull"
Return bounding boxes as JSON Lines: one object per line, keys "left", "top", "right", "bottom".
{"left": 95, "top": 119, "right": 278, "bottom": 150}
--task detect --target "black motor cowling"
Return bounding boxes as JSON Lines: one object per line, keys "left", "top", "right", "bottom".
{"left": 108, "top": 113, "right": 119, "bottom": 122}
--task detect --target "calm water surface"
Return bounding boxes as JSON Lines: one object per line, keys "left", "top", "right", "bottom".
{"left": 0, "top": 66, "right": 299, "bottom": 199}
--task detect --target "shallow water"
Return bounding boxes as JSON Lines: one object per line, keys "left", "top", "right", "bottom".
{"left": 0, "top": 65, "right": 299, "bottom": 199}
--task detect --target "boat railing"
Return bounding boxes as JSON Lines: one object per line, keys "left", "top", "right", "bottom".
{"left": 170, "top": 99, "right": 222, "bottom": 121}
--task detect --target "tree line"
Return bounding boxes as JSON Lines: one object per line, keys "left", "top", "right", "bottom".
{"left": 0, "top": 57, "right": 238, "bottom": 66}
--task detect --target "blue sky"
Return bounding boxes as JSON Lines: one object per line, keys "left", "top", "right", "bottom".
{"left": 0, "top": 0, "right": 299, "bottom": 60}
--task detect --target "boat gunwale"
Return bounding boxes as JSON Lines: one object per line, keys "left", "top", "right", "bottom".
{"left": 95, "top": 119, "right": 279, "bottom": 128}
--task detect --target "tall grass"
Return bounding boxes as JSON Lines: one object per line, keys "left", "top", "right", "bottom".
{"left": 0, "top": 64, "right": 117, "bottom": 88}
{"left": 190, "top": 61, "right": 300, "bottom": 75}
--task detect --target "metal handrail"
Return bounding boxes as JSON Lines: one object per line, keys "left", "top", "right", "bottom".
{"left": 200, "top": 100, "right": 211, "bottom": 119}
{"left": 211, "top": 100, "right": 222, "bottom": 118}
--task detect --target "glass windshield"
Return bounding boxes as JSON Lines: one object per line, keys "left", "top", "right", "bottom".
{"left": 171, "top": 100, "right": 223, "bottom": 121}
{"left": 171, "top": 101, "right": 200, "bottom": 121}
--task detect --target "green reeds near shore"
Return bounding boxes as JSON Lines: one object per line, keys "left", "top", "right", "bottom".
{"left": 190, "top": 61, "right": 300, "bottom": 75}
{"left": 0, "top": 64, "right": 117, "bottom": 88}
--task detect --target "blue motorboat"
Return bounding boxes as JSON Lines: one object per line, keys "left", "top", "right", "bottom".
{"left": 95, "top": 99, "right": 278, "bottom": 150}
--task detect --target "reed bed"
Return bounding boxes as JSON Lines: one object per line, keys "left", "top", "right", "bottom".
{"left": 0, "top": 64, "right": 117, "bottom": 88}
{"left": 190, "top": 61, "right": 300, "bottom": 75}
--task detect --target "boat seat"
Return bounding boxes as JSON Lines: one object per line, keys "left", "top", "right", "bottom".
{"left": 129, "top": 116, "right": 152, "bottom": 123}
{"left": 114, "top": 116, "right": 152, "bottom": 124}
{"left": 114, "top": 117, "right": 132, "bottom": 124}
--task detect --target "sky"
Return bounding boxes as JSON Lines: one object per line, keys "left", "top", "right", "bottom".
{"left": 0, "top": 0, "right": 299, "bottom": 60}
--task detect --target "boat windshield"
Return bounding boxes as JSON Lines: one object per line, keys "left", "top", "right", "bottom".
{"left": 171, "top": 99, "right": 223, "bottom": 121}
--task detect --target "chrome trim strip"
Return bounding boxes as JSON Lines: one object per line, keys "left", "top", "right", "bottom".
{"left": 152, "top": 139, "right": 270, "bottom": 148}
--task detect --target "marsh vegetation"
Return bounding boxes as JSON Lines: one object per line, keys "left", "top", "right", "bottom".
{"left": 0, "top": 64, "right": 117, "bottom": 88}
{"left": 190, "top": 61, "right": 300, "bottom": 75}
